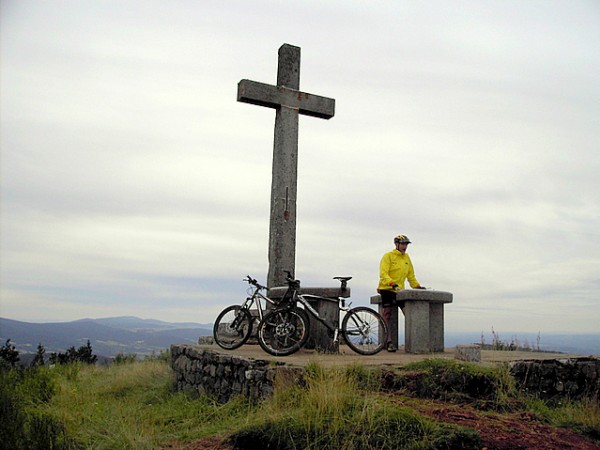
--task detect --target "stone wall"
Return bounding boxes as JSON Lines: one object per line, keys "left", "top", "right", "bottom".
{"left": 172, "top": 345, "right": 599, "bottom": 403}
{"left": 510, "top": 357, "right": 599, "bottom": 400}
{"left": 170, "top": 344, "right": 304, "bottom": 403}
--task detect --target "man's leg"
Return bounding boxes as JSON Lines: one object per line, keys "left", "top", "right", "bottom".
{"left": 380, "top": 291, "right": 397, "bottom": 351}
{"left": 382, "top": 305, "right": 393, "bottom": 342}
{"left": 397, "top": 301, "right": 406, "bottom": 314}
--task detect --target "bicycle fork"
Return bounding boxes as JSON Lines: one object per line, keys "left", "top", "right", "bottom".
{"left": 332, "top": 328, "right": 340, "bottom": 344}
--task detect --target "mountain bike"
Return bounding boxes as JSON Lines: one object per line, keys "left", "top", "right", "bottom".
{"left": 257, "top": 272, "right": 387, "bottom": 356}
{"left": 213, "top": 276, "right": 284, "bottom": 350}
{"left": 213, "top": 274, "right": 307, "bottom": 351}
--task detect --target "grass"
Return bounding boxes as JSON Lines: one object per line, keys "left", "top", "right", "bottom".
{"left": 43, "top": 359, "right": 251, "bottom": 448}
{"left": 4, "top": 357, "right": 599, "bottom": 449}
{"left": 526, "top": 396, "right": 600, "bottom": 441}
{"left": 480, "top": 327, "right": 543, "bottom": 352}
{"left": 232, "top": 362, "right": 481, "bottom": 449}
{"left": 391, "top": 358, "right": 519, "bottom": 409}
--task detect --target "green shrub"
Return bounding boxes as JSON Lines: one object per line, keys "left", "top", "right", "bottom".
{"left": 383, "top": 359, "right": 517, "bottom": 408}
{"left": 20, "top": 367, "right": 56, "bottom": 404}
{"left": 49, "top": 340, "right": 97, "bottom": 365}
{"left": 0, "top": 367, "right": 72, "bottom": 449}
{"left": 232, "top": 401, "right": 481, "bottom": 450}
{"left": 526, "top": 396, "right": 600, "bottom": 443}
{"left": 0, "top": 339, "right": 20, "bottom": 368}
{"left": 232, "top": 363, "right": 482, "bottom": 450}
{"left": 113, "top": 352, "right": 138, "bottom": 364}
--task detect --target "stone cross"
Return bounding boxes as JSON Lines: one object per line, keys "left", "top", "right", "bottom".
{"left": 237, "top": 44, "right": 335, "bottom": 287}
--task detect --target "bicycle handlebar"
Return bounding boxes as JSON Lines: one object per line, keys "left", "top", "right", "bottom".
{"left": 242, "top": 272, "right": 300, "bottom": 291}
{"left": 243, "top": 275, "right": 267, "bottom": 291}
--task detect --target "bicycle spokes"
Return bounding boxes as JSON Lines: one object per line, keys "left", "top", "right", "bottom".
{"left": 268, "top": 312, "right": 302, "bottom": 347}
{"left": 258, "top": 307, "right": 309, "bottom": 356}
{"left": 342, "top": 307, "right": 386, "bottom": 355}
{"left": 213, "top": 306, "right": 252, "bottom": 350}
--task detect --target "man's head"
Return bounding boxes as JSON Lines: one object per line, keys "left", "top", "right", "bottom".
{"left": 394, "top": 234, "right": 411, "bottom": 253}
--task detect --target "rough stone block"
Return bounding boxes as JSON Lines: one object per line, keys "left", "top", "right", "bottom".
{"left": 405, "top": 300, "right": 430, "bottom": 354}
{"left": 455, "top": 344, "right": 481, "bottom": 362}
{"left": 304, "top": 296, "right": 338, "bottom": 352}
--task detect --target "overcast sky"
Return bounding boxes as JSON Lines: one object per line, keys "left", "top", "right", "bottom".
{"left": 1, "top": 0, "right": 599, "bottom": 335}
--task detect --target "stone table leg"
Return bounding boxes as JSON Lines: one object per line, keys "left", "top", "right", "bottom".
{"left": 429, "top": 302, "right": 445, "bottom": 352}
{"left": 305, "top": 298, "right": 339, "bottom": 353}
{"left": 404, "top": 300, "right": 430, "bottom": 354}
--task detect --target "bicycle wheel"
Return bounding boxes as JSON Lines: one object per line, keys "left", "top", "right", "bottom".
{"left": 257, "top": 307, "right": 310, "bottom": 356}
{"left": 213, "top": 305, "right": 252, "bottom": 350}
{"left": 342, "top": 306, "right": 387, "bottom": 355}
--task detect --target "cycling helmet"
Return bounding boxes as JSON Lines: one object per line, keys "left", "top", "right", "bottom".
{"left": 394, "top": 235, "right": 411, "bottom": 244}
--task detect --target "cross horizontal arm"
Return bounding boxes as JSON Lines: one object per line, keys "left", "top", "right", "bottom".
{"left": 237, "top": 79, "right": 335, "bottom": 119}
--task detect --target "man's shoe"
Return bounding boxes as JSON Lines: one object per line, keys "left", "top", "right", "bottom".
{"left": 387, "top": 343, "right": 397, "bottom": 352}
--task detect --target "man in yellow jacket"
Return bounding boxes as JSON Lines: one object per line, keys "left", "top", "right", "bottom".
{"left": 378, "top": 234, "right": 424, "bottom": 352}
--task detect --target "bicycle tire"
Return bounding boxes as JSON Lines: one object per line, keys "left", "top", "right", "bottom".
{"left": 342, "top": 306, "right": 387, "bottom": 355}
{"left": 257, "top": 307, "right": 310, "bottom": 356}
{"left": 213, "top": 305, "right": 253, "bottom": 350}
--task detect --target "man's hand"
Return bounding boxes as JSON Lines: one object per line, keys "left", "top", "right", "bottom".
{"left": 416, "top": 285, "right": 426, "bottom": 289}
{"left": 390, "top": 283, "right": 399, "bottom": 290}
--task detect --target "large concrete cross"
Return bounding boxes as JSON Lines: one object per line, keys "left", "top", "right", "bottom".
{"left": 237, "top": 44, "right": 335, "bottom": 288}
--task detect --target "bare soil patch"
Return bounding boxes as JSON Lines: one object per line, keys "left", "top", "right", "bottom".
{"left": 406, "top": 398, "right": 600, "bottom": 450}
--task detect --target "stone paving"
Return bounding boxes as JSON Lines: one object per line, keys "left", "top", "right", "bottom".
{"left": 196, "top": 343, "right": 579, "bottom": 368}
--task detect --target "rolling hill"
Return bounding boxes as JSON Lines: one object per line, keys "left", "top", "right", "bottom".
{"left": 0, "top": 316, "right": 213, "bottom": 358}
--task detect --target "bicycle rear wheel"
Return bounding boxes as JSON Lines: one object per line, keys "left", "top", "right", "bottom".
{"left": 213, "top": 305, "right": 252, "bottom": 350}
{"left": 342, "top": 306, "right": 386, "bottom": 355}
{"left": 257, "top": 307, "right": 310, "bottom": 356}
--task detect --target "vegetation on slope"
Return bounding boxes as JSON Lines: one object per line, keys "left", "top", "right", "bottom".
{"left": 1, "top": 354, "right": 599, "bottom": 449}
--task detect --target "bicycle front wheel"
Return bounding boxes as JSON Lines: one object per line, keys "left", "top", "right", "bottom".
{"left": 213, "top": 305, "right": 252, "bottom": 350}
{"left": 257, "top": 307, "right": 310, "bottom": 356}
{"left": 342, "top": 306, "right": 387, "bottom": 355}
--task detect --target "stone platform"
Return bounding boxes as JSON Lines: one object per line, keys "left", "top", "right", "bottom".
{"left": 172, "top": 343, "right": 596, "bottom": 404}
{"left": 191, "top": 343, "right": 578, "bottom": 368}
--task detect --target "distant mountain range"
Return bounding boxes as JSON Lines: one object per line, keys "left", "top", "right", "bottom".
{"left": 443, "top": 331, "right": 600, "bottom": 356}
{"left": 1, "top": 316, "right": 598, "bottom": 360}
{"left": 0, "top": 316, "right": 213, "bottom": 358}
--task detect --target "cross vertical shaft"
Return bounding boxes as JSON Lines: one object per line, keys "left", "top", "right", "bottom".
{"left": 237, "top": 44, "right": 335, "bottom": 287}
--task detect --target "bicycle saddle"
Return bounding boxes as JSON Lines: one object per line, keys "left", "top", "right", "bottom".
{"left": 333, "top": 276, "right": 352, "bottom": 282}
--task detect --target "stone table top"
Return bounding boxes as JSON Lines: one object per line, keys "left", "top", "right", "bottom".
{"left": 395, "top": 289, "right": 453, "bottom": 303}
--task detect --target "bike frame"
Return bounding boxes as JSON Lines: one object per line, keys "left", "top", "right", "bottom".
{"left": 241, "top": 286, "right": 275, "bottom": 323}
{"left": 241, "top": 275, "right": 299, "bottom": 322}
{"left": 293, "top": 293, "right": 348, "bottom": 343}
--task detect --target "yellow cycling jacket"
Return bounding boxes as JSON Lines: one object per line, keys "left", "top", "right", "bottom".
{"left": 378, "top": 249, "right": 420, "bottom": 292}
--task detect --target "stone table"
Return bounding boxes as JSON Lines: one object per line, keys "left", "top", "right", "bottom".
{"left": 371, "top": 289, "right": 453, "bottom": 354}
